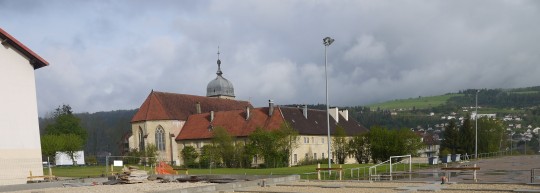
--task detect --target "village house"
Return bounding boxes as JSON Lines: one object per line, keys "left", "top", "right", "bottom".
{"left": 0, "top": 27, "right": 49, "bottom": 185}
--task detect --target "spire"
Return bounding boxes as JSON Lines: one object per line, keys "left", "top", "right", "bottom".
{"left": 216, "top": 46, "right": 223, "bottom": 76}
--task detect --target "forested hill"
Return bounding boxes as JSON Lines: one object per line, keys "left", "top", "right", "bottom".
{"left": 289, "top": 86, "right": 540, "bottom": 129}
{"left": 448, "top": 87, "right": 540, "bottom": 109}
{"left": 39, "top": 109, "right": 137, "bottom": 156}
{"left": 358, "top": 86, "right": 540, "bottom": 128}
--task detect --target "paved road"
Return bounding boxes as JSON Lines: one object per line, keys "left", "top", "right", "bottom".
{"left": 410, "top": 155, "right": 540, "bottom": 183}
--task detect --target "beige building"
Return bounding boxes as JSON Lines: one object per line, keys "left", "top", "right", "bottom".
{"left": 176, "top": 103, "right": 368, "bottom": 166}
{"left": 129, "top": 53, "right": 369, "bottom": 166}
{"left": 0, "top": 27, "right": 49, "bottom": 185}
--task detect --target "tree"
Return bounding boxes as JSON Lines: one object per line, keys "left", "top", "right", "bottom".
{"left": 368, "top": 126, "right": 393, "bottom": 163}
{"left": 332, "top": 125, "right": 348, "bottom": 164}
{"left": 235, "top": 141, "right": 252, "bottom": 168}
{"left": 349, "top": 133, "right": 371, "bottom": 163}
{"left": 181, "top": 146, "right": 199, "bottom": 168}
{"left": 477, "top": 118, "right": 505, "bottom": 153}
{"left": 394, "top": 128, "right": 424, "bottom": 157}
{"left": 41, "top": 135, "right": 63, "bottom": 161}
{"left": 199, "top": 145, "right": 220, "bottom": 168}
{"left": 441, "top": 119, "right": 459, "bottom": 154}
{"left": 272, "top": 122, "right": 298, "bottom": 167}
{"left": 459, "top": 117, "right": 475, "bottom": 155}
{"left": 61, "top": 134, "right": 84, "bottom": 165}
{"left": 247, "top": 122, "right": 298, "bottom": 168}
{"left": 45, "top": 104, "right": 87, "bottom": 143}
{"left": 368, "top": 126, "right": 423, "bottom": 163}
{"left": 41, "top": 134, "right": 83, "bottom": 165}
{"left": 212, "top": 127, "right": 237, "bottom": 167}
{"left": 144, "top": 144, "right": 158, "bottom": 166}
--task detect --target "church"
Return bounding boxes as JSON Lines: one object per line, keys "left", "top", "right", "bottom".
{"left": 129, "top": 51, "right": 368, "bottom": 166}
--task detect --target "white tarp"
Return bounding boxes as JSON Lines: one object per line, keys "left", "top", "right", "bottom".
{"left": 55, "top": 151, "right": 85, "bottom": 166}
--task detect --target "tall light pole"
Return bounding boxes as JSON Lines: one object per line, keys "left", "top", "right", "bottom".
{"left": 323, "top": 36, "right": 334, "bottom": 169}
{"left": 475, "top": 90, "right": 479, "bottom": 159}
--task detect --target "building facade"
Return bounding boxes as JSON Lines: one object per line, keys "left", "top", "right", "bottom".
{"left": 129, "top": 91, "right": 251, "bottom": 165}
{"left": 176, "top": 103, "right": 369, "bottom": 166}
{"left": 129, "top": 52, "right": 369, "bottom": 166}
{"left": 0, "top": 27, "right": 49, "bottom": 185}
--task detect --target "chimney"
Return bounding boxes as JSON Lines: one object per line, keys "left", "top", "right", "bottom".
{"left": 268, "top": 100, "right": 274, "bottom": 116}
{"left": 339, "top": 109, "right": 349, "bottom": 121}
{"left": 196, "top": 102, "right": 201, "bottom": 114}
{"left": 303, "top": 105, "right": 308, "bottom": 119}
{"left": 329, "top": 107, "right": 339, "bottom": 123}
{"left": 246, "top": 106, "right": 250, "bottom": 120}
{"left": 210, "top": 111, "right": 215, "bottom": 122}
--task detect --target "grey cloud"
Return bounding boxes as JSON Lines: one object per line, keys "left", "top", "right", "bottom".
{"left": 2, "top": 0, "right": 540, "bottom": 115}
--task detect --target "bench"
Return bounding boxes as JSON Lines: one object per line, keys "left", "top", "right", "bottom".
{"left": 316, "top": 164, "right": 343, "bottom": 180}
{"left": 441, "top": 165, "right": 480, "bottom": 182}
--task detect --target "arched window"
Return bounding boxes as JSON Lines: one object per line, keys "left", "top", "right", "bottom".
{"left": 155, "top": 127, "right": 166, "bottom": 151}
{"left": 138, "top": 127, "right": 145, "bottom": 151}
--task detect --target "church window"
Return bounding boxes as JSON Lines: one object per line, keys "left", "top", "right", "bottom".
{"left": 155, "top": 127, "right": 166, "bottom": 152}
{"left": 138, "top": 127, "right": 145, "bottom": 151}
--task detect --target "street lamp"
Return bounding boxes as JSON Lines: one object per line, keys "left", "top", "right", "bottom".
{"left": 475, "top": 90, "right": 479, "bottom": 159}
{"left": 323, "top": 36, "right": 334, "bottom": 169}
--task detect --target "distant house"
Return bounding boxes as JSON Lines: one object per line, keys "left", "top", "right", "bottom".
{"left": 0, "top": 27, "right": 49, "bottom": 185}
{"left": 416, "top": 132, "right": 440, "bottom": 158}
{"left": 471, "top": 113, "right": 496, "bottom": 120}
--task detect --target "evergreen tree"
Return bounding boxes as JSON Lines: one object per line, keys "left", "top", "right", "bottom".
{"left": 459, "top": 117, "right": 475, "bottom": 155}
{"left": 441, "top": 119, "right": 459, "bottom": 154}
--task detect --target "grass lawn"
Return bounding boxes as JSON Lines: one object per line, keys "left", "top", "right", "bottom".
{"left": 368, "top": 94, "right": 463, "bottom": 110}
{"left": 45, "top": 162, "right": 431, "bottom": 180}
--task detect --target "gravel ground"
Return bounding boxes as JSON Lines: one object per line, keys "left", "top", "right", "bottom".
{"left": 235, "top": 181, "right": 540, "bottom": 193}
{"left": 6, "top": 181, "right": 212, "bottom": 193}
{"left": 5, "top": 156, "right": 540, "bottom": 193}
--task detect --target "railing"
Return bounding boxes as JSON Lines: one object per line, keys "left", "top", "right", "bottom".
{"left": 531, "top": 168, "right": 540, "bottom": 184}
{"left": 350, "top": 166, "right": 370, "bottom": 180}
{"left": 368, "top": 160, "right": 390, "bottom": 181}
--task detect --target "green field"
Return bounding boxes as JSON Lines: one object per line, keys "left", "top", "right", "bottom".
{"left": 368, "top": 94, "right": 463, "bottom": 110}
{"left": 44, "top": 163, "right": 430, "bottom": 180}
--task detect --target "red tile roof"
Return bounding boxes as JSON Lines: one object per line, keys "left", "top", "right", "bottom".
{"left": 0, "top": 27, "right": 49, "bottom": 69}
{"left": 131, "top": 91, "right": 252, "bottom": 122}
{"left": 177, "top": 106, "right": 370, "bottom": 141}
{"left": 177, "top": 107, "right": 284, "bottom": 140}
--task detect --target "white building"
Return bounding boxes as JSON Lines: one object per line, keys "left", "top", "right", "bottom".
{"left": 0, "top": 28, "right": 49, "bottom": 185}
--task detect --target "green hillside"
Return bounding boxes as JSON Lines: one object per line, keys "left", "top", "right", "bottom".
{"left": 368, "top": 94, "right": 463, "bottom": 110}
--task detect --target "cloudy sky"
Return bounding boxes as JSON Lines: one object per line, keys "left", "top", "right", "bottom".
{"left": 1, "top": 0, "right": 540, "bottom": 116}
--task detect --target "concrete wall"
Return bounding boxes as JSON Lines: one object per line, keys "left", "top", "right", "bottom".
{"left": 0, "top": 41, "right": 44, "bottom": 185}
